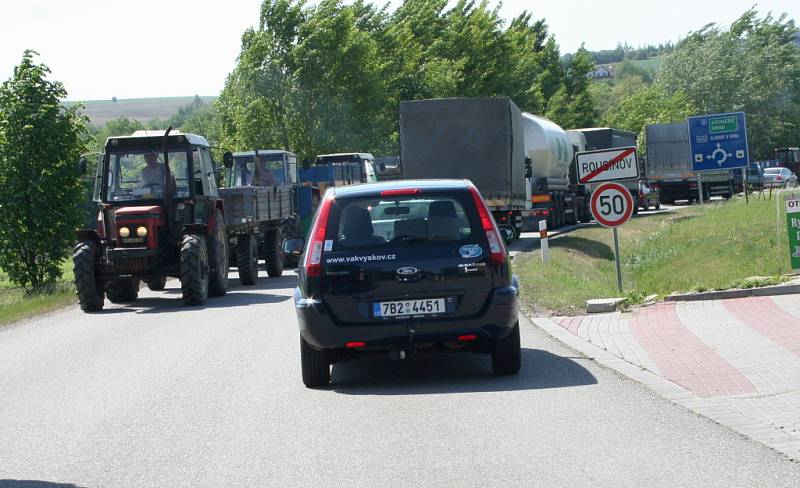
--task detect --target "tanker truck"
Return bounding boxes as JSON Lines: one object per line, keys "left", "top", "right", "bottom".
{"left": 399, "top": 97, "right": 580, "bottom": 235}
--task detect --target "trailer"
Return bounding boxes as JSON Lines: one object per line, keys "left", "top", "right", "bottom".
{"left": 645, "top": 123, "right": 733, "bottom": 203}
{"left": 220, "top": 150, "right": 298, "bottom": 282}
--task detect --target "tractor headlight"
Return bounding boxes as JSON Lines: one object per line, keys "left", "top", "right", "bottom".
{"left": 136, "top": 226, "right": 148, "bottom": 237}
{"left": 119, "top": 227, "right": 130, "bottom": 238}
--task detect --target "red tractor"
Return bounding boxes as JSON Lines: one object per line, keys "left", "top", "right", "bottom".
{"left": 73, "top": 129, "right": 228, "bottom": 311}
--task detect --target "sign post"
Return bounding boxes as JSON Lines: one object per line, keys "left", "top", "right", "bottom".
{"left": 785, "top": 195, "right": 800, "bottom": 272}
{"left": 590, "top": 182, "right": 634, "bottom": 292}
{"left": 687, "top": 112, "right": 750, "bottom": 207}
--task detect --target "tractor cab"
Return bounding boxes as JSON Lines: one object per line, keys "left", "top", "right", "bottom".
{"left": 74, "top": 129, "right": 229, "bottom": 311}
{"left": 227, "top": 150, "right": 299, "bottom": 188}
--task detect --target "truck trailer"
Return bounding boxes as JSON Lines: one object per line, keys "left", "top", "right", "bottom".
{"left": 399, "top": 97, "right": 578, "bottom": 235}
{"left": 645, "top": 123, "right": 734, "bottom": 203}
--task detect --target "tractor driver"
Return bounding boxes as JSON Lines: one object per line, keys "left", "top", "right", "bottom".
{"left": 140, "top": 153, "right": 165, "bottom": 190}
{"left": 253, "top": 157, "right": 278, "bottom": 186}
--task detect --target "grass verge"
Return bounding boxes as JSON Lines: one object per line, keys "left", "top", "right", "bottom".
{"left": 0, "top": 261, "right": 75, "bottom": 326}
{"left": 514, "top": 197, "right": 794, "bottom": 315}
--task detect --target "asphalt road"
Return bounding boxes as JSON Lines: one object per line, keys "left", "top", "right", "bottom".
{"left": 1, "top": 268, "right": 798, "bottom": 487}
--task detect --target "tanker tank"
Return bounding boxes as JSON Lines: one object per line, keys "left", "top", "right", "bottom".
{"left": 521, "top": 113, "right": 573, "bottom": 192}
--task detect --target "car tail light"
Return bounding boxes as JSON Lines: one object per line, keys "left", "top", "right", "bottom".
{"left": 304, "top": 194, "right": 334, "bottom": 277}
{"left": 777, "top": 175, "right": 783, "bottom": 181}
{"left": 468, "top": 185, "right": 507, "bottom": 266}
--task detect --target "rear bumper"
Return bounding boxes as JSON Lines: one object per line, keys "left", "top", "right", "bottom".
{"left": 294, "top": 283, "right": 519, "bottom": 351}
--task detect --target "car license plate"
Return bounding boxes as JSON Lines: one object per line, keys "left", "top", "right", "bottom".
{"left": 374, "top": 298, "right": 446, "bottom": 317}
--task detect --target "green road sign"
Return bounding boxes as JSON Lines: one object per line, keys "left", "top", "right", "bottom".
{"left": 709, "top": 115, "right": 739, "bottom": 134}
{"left": 786, "top": 196, "right": 800, "bottom": 271}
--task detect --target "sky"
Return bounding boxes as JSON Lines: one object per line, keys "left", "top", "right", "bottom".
{"left": 1, "top": 0, "right": 798, "bottom": 101}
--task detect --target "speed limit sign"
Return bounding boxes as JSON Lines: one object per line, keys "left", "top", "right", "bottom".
{"left": 590, "top": 182, "right": 634, "bottom": 228}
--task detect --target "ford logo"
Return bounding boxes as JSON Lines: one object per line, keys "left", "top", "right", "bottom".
{"left": 459, "top": 244, "right": 483, "bottom": 258}
{"left": 396, "top": 266, "right": 419, "bottom": 275}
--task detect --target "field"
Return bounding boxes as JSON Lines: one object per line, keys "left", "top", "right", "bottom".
{"left": 63, "top": 96, "right": 217, "bottom": 126}
{"left": 514, "top": 196, "right": 794, "bottom": 315}
{"left": 0, "top": 262, "right": 75, "bottom": 327}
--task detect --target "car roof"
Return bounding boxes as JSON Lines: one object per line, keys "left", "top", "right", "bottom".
{"left": 233, "top": 149, "right": 296, "bottom": 157}
{"left": 331, "top": 179, "right": 470, "bottom": 198}
{"left": 316, "top": 152, "right": 374, "bottom": 160}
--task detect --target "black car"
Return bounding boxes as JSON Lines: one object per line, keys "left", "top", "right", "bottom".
{"left": 283, "top": 179, "right": 521, "bottom": 387}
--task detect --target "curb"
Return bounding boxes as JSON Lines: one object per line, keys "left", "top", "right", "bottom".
{"left": 665, "top": 283, "right": 800, "bottom": 302}
{"left": 528, "top": 314, "right": 800, "bottom": 461}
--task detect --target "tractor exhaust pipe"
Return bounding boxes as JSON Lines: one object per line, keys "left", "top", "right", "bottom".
{"left": 163, "top": 126, "right": 173, "bottom": 224}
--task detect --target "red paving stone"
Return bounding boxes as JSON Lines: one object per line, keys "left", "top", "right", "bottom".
{"left": 627, "top": 302, "right": 756, "bottom": 398}
{"left": 556, "top": 316, "right": 583, "bottom": 336}
{"left": 723, "top": 297, "right": 800, "bottom": 358}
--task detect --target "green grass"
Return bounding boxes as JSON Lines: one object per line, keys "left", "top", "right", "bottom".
{"left": 515, "top": 197, "right": 794, "bottom": 315}
{"left": 0, "top": 261, "right": 76, "bottom": 326}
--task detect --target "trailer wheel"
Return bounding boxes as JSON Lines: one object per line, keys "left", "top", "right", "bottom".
{"left": 181, "top": 234, "right": 210, "bottom": 305}
{"left": 237, "top": 233, "right": 259, "bottom": 285}
{"left": 280, "top": 214, "right": 300, "bottom": 268}
{"left": 107, "top": 279, "right": 139, "bottom": 303}
{"left": 208, "top": 210, "right": 229, "bottom": 297}
{"left": 264, "top": 228, "right": 284, "bottom": 278}
{"left": 146, "top": 277, "right": 167, "bottom": 291}
{"left": 73, "top": 240, "right": 104, "bottom": 312}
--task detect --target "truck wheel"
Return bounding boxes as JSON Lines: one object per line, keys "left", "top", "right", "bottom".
{"left": 300, "top": 336, "right": 331, "bottom": 388}
{"left": 280, "top": 214, "right": 300, "bottom": 268}
{"left": 491, "top": 321, "right": 521, "bottom": 375}
{"left": 73, "top": 240, "right": 104, "bottom": 312}
{"left": 181, "top": 234, "right": 210, "bottom": 305}
{"left": 237, "top": 233, "right": 259, "bottom": 285}
{"left": 146, "top": 277, "right": 167, "bottom": 291}
{"left": 264, "top": 228, "right": 284, "bottom": 278}
{"left": 208, "top": 211, "right": 229, "bottom": 297}
{"left": 107, "top": 279, "right": 139, "bottom": 303}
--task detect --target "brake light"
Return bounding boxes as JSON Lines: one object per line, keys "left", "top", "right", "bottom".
{"left": 304, "top": 194, "right": 334, "bottom": 277}
{"left": 458, "top": 334, "right": 478, "bottom": 342}
{"left": 468, "top": 185, "right": 507, "bottom": 266}
{"left": 346, "top": 341, "right": 366, "bottom": 348}
{"left": 380, "top": 188, "right": 421, "bottom": 197}
{"left": 777, "top": 175, "right": 783, "bottom": 181}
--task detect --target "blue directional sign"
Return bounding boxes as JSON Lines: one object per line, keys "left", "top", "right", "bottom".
{"left": 687, "top": 112, "right": 749, "bottom": 172}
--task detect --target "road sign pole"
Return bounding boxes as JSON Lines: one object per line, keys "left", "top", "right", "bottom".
{"left": 613, "top": 227, "right": 623, "bottom": 293}
{"left": 697, "top": 175, "right": 704, "bottom": 208}
{"left": 742, "top": 167, "right": 749, "bottom": 204}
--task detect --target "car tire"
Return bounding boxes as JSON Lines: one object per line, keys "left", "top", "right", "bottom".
{"left": 642, "top": 200, "right": 649, "bottom": 212}
{"left": 73, "top": 240, "right": 104, "bottom": 312}
{"left": 180, "top": 234, "right": 210, "bottom": 305}
{"left": 300, "top": 337, "right": 331, "bottom": 388}
{"left": 237, "top": 233, "right": 259, "bottom": 286}
{"left": 491, "top": 321, "right": 521, "bottom": 375}
{"left": 655, "top": 200, "right": 661, "bottom": 210}
{"left": 106, "top": 279, "right": 139, "bottom": 303}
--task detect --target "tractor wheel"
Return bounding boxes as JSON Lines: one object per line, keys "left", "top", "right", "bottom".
{"left": 73, "top": 240, "right": 104, "bottom": 312}
{"left": 280, "top": 214, "right": 300, "bottom": 268}
{"left": 264, "top": 228, "right": 284, "bottom": 278}
{"left": 146, "top": 277, "right": 167, "bottom": 291}
{"left": 237, "top": 233, "right": 259, "bottom": 286}
{"left": 180, "top": 234, "right": 210, "bottom": 305}
{"left": 107, "top": 279, "right": 139, "bottom": 303}
{"left": 208, "top": 211, "right": 229, "bottom": 297}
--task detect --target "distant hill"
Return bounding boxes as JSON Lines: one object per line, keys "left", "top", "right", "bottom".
{"left": 63, "top": 96, "right": 217, "bottom": 126}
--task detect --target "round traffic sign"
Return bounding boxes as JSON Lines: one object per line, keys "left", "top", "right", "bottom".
{"left": 590, "top": 182, "right": 634, "bottom": 228}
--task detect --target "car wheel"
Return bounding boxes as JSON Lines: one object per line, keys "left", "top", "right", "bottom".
{"left": 491, "top": 321, "right": 521, "bottom": 375}
{"left": 300, "top": 337, "right": 331, "bottom": 388}
{"left": 655, "top": 200, "right": 661, "bottom": 210}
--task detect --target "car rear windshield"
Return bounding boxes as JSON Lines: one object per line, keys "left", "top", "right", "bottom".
{"left": 326, "top": 192, "right": 479, "bottom": 249}
{"left": 764, "top": 168, "right": 784, "bottom": 174}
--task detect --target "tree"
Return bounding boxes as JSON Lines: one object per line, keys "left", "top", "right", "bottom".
{"left": 546, "top": 47, "right": 595, "bottom": 128}
{"left": 657, "top": 9, "right": 800, "bottom": 158}
{"left": 0, "top": 51, "right": 88, "bottom": 290}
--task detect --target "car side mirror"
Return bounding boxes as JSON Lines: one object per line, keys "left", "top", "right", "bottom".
{"left": 498, "top": 225, "right": 515, "bottom": 244}
{"left": 282, "top": 237, "right": 305, "bottom": 256}
{"left": 222, "top": 151, "right": 234, "bottom": 169}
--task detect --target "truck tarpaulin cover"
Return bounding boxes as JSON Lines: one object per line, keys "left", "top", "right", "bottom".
{"left": 399, "top": 97, "right": 525, "bottom": 208}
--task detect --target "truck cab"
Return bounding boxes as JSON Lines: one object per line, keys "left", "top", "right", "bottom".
{"left": 311, "top": 152, "right": 378, "bottom": 184}
{"left": 228, "top": 150, "right": 299, "bottom": 187}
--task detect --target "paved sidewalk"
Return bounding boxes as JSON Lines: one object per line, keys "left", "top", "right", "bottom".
{"left": 533, "top": 294, "right": 800, "bottom": 459}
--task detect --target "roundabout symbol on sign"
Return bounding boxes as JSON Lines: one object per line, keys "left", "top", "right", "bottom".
{"left": 590, "top": 182, "right": 634, "bottom": 228}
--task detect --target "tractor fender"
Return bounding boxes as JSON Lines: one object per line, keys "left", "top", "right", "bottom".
{"left": 75, "top": 229, "right": 101, "bottom": 243}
